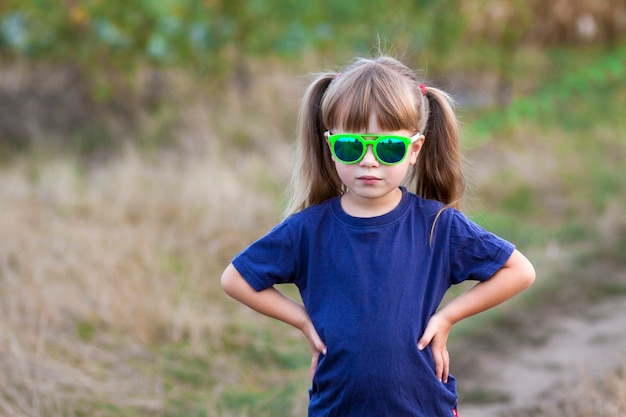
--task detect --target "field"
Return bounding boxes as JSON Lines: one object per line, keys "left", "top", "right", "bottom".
{"left": 1, "top": 46, "right": 626, "bottom": 416}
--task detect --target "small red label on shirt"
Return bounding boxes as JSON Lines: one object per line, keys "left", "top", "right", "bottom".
{"left": 452, "top": 409, "right": 459, "bottom": 417}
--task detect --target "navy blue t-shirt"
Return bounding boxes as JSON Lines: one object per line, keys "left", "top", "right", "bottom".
{"left": 232, "top": 187, "right": 514, "bottom": 417}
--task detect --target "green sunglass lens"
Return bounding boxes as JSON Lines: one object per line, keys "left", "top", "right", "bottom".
{"left": 334, "top": 138, "right": 364, "bottom": 163}
{"left": 376, "top": 139, "right": 407, "bottom": 164}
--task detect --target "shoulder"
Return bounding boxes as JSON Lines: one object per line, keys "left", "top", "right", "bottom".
{"left": 405, "top": 194, "right": 477, "bottom": 241}
{"left": 282, "top": 198, "right": 336, "bottom": 227}
{"left": 429, "top": 205, "right": 480, "bottom": 237}
{"left": 404, "top": 192, "right": 449, "bottom": 223}
{"left": 408, "top": 192, "right": 446, "bottom": 213}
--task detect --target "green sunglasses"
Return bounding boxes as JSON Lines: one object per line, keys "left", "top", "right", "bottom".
{"left": 327, "top": 131, "right": 421, "bottom": 165}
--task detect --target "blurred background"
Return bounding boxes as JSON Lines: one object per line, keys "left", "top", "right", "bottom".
{"left": 0, "top": 1, "right": 625, "bottom": 416}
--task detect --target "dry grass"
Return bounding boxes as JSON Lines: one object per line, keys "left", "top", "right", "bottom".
{"left": 510, "top": 364, "right": 626, "bottom": 417}
{"left": 0, "top": 117, "right": 291, "bottom": 415}
{"left": 0, "top": 55, "right": 309, "bottom": 416}
{"left": 564, "top": 365, "right": 626, "bottom": 416}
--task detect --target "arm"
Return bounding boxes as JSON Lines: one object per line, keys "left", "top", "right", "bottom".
{"left": 221, "top": 263, "right": 326, "bottom": 379}
{"left": 418, "top": 249, "right": 535, "bottom": 383}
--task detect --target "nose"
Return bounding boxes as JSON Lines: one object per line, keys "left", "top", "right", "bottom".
{"left": 359, "top": 145, "right": 379, "bottom": 166}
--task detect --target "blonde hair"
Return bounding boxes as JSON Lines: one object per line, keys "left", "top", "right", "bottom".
{"left": 284, "top": 55, "right": 464, "bottom": 218}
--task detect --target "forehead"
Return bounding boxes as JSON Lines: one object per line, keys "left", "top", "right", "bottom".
{"left": 330, "top": 117, "right": 415, "bottom": 137}
{"left": 323, "top": 71, "right": 420, "bottom": 133}
{"left": 361, "top": 114, "right": 412, "bottom": 135}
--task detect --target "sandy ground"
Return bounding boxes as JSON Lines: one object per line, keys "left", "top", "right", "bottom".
{"left": 456, "top": 294, "right": 626, "bottom": 417}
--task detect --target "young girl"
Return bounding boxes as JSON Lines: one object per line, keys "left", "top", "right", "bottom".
{"left": 221, "top": 55, "right": 535, "bottom": 417}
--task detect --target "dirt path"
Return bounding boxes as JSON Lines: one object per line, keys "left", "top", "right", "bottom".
{"left": 456, "top": 294, "right": 626, "bottom": 417}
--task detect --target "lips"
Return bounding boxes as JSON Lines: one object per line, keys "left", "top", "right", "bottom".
{"left": 358, "top": 175, "right": 382, "bottom": 184}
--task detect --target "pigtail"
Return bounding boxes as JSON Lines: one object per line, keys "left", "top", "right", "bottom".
{"left": 412, "top": 87, "right": 465, "bottom": 211}
{"left": 283, "top": 73, "right": 344, "bottom": 218}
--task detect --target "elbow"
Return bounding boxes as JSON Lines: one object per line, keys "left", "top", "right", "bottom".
{"left": 221, "top": 263, "right": 254, "bottom": 300}
{"left": 520, "top": 256, "right": 536, "bottom": 290}
{"left": 220, "top": 264, "right": 238, "bottom": 297}
{"left": 220, "top": 272, "right": 230, "bottom": 296}
{"left": 508, "top": 249, "right": 535, "bottom": 291}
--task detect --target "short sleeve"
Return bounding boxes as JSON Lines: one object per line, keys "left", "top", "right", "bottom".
{"left": 448, "top": 210, "right": 515, "bottom": 284}
{"left": 231, "top": 221, "right": 296, "bottom": 291}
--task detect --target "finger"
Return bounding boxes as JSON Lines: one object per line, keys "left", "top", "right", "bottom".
{"left": 417, "top": 330, "right": 433, "bottom": 351}
{"left": 433, "top": 350, "right": 444, "bottom": 382}
{"left": 315, "top": 340, "right": 327, "bottom": 356}
{"left": 305, "top": 323, "right": 327, "bottom": 355}
{"left": 310, "top": 351, "right": 320, "bottom": 381}
{"left": 442, "top": 350, "right": 450, "bottom": 383}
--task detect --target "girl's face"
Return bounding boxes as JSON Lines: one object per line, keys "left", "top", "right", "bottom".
{"left": 325, "top": 116, "right": 424, "bottom": 217}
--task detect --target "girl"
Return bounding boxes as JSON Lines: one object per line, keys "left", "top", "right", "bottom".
{"left": 221, "top": 55, "right": 535, "bottom": 417}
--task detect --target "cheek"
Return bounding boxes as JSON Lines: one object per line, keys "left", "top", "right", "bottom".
{"left": 334, "top": 161, "right": 352, "bottom": 178}
{"left": 389, "top": 164, "right": 412, "bottom": 182}
{"left": 334, "top": 161, "right": 363, "bottom": 185}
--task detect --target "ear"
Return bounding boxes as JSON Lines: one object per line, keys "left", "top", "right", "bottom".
{"left": 408, "top": 135, "right": 425, "bottom": 165}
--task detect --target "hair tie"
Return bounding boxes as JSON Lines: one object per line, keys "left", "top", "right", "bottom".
{"left": 419, "top": 84, "right": 427, "bottom": 97}
{"left": 334, "top": 72, "right": 342, "bottom": 80}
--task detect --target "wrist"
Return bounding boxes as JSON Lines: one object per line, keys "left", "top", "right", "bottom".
{"left": 434, "top": 308, "right": 456, "bottom": 329}
{"left": 291, "top": 304, "right": 312, "bottom": 333}
{"left": 298, "top": 316, "right": 314, "bottom": 334}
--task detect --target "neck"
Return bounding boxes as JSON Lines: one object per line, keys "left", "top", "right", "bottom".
{"left": 340, "top": 187, "right": 403, "bottom": 218}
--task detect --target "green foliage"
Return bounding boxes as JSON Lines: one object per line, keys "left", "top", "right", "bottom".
{"left": 218, "top": 382, "right": 303, "bottom": 416}
{"left": 463, "top": 45, "right": 626, "bottom": 251}
{"left": 470, "top": 210, "right": 548, "bottom": 248}
{"left": 458, "top": 387, "right": 511, "bottom": 405}
{"left": 0, "top": 0, "right": 461, "bottom": 91}
{"left": 468, "top": 46, "right": 626, "bottom": 138}
{"left": 75, "top": 320, "right": 97, "bottom": 342}
{"left": 221, "top": 323, "right": 310, "bottom": 370}
{"left": 158, "top": 345, "right": 218, "bottom": 417}
{"left": 499, "top": 184, "right": 535, "bottom": 216}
